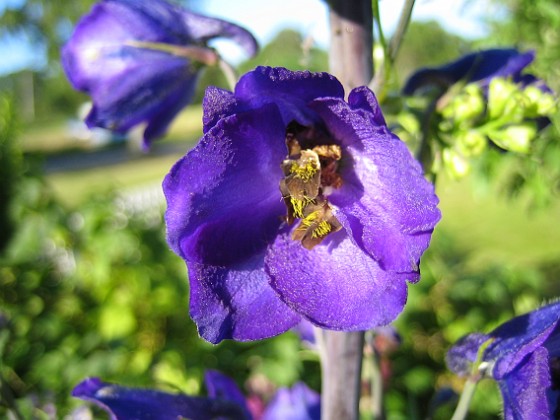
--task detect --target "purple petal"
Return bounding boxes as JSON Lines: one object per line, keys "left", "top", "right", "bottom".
{"left": 234, "top": 67, "right": 345, "bottom": 126}
{"left": 204, "top": 370, "right": 251, "bottom": 418}
{"left": 188, "top": 252, "right": 301, "bottom": 344}
{"left": 142, "top": 75, "right": 198, "bottom": 149}
{"left": 310, "top": 90, "right": 441, "bottom": 273}
{"left": 265, "top": 230, "right": 409, "bottom": 330}
{"left": 72, "top": 377, "right": 248, "bottom": 420}
{"left": 263, "top": 382, "right": 321, "bottom": 420}
{"left": 202, "top": 86, "right": 240, "bottom": 134}
{"left": 499, "top": 347, "right": 551, "bottom": 420}
{"left": 164, "top": 104, "right": 286, "bottom": 266}
{"left": 446, "top": 333, "right": 491, "bottom": 376}
{"left": 485, "top": 301, "right": 560, "bottom": 379}
{"left": 182, "top": 10, "right": 258, "bottom": 57}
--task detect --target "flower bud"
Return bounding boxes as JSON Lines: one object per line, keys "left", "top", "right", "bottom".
{"left": 441, "top": 84, "right": 485, "bottom": 124}
{"left": 488, "top": 78, "right": 520, "bottom": 120}
{"left": 487, "top": 123, "right": 537, "bottom": 153}
{"left": 522, "top": 86, "right": 557, "bottom": 117}
{"left": 443, "top": 148, "right": 470, "bottom": 179}
{"left": 456, "top": 130, "right": 487, "bottom": 157}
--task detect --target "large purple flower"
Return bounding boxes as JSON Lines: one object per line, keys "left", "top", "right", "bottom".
{"left": 402, "top": 48, "right": 548, "bottom": 95}
{"left": 447, "top": 301, "right": 560, "bottom": 419}
{"left": 72, "top": 372, "right": 319, "bottom": 420}
{"left": 164, "top": 66, "right": 441, "bottom": 344}
{"left": 62, "top": 0, "right": 257, "bottom": 149}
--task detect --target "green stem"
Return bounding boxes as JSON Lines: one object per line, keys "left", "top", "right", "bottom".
{"left": 369, "top": 0, "right": 415, "bottom": 98}
{"left": 450, "top": 378, "right": 478, "bottom": 420}
{"left": 125, "top": 41, "right": 219, "bottom": 66}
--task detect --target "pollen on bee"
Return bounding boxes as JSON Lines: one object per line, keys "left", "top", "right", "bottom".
{"left": 311, "top": 220, "right": 332, "bottom": 238}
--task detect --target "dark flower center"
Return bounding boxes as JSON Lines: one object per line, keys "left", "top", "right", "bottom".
{"left": 279, "top": 122, "right": 343, "bottom": 250}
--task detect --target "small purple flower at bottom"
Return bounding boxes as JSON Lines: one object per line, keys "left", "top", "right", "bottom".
{"left": 164, "top": 66, "right": 441, "bottom": 344}
{"left": 72, "top": 372, "right": 319, "bottom": 420}
{"left": 447, "top": 301, "right": 560, "bottom": 419}
{"left": 62, "top": 0, "right": 257, "bottom": 149}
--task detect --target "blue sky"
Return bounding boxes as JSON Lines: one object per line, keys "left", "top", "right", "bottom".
{"left": 0, "top": 0, "right": 493, "bottom": 76}
{"left": 195, "top": 0, "right": 492, "bottom": 63}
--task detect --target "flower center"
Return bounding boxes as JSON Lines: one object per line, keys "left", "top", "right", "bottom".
{"left": 279, "top": 122, "right": 343, "bottom": 249}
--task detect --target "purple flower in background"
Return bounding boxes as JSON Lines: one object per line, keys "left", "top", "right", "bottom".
{"left": 62, "top": 0, "right": 257, "bottom": 149}
{"left": 72, "top": 372, "right": 319, "bottom": 420}
{"left": 72, "top": 374, "right": 249, "bottom": 420}
{"left": 403, "top": 48, "right": 548, "bottom": 95}
{"left": 447, "top": 301, "right": 560, "bottom": 419}
{"left": 164, "top": 66, "right": 441, "bottom": 344}
{"left": 263, "top": 382, "right": 320, "bottom": 420}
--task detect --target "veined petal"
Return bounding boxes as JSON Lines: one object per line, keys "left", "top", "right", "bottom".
{"left": 499, "top": 347, "right": 551, "bottom": 420}
{"left": 310, "top": 89, "right": 441, "bottom": 273}
{"left": 83, "top": 51, "right": 196, "bottom": 132}
{"left": 188, "top": 253, "right": 301, "bottom": 344}
{"left": 485, "top": 301, "right": 560, "bottom": 379}
{"left": 72, "top": 377, "right": 248, "bottom": 420}
{"left": 235, "top": 66, "right": 345, "bottom": 127}
{"left": 265, "top": 229, "right": 409, "bottom": 330}
{"left": 164, "top": 104, "right": 286, "bottom": 266}
{"left": 446, "top": 333, "right": 491, "bottom": 376}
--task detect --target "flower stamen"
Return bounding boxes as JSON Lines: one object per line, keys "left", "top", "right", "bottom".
{"left": 280, "top": 123, "right": 343, "bottom": 249}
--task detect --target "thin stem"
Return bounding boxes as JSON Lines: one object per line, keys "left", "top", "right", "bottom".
{"left": 450, "top": 378, "right": 478, "bottom": 420}
{"left": 125, "top": 41, "right": 219, "bottom": 66}
{"left": 369, "top": 0, "right": 416, "bottom": 96}
{"left": 388, "top": 0, "right": 416, "bottom": 62}
{"left": 368, "top": 337, "right": 385, "bottom": 420}
{"left": 218, "top": 59, "right": 238, "bottom": 91}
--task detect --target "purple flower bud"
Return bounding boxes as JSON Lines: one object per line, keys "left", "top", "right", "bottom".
{"left": 164, "top": 66, "right": 441, "bottom": 343}
{"left": 62, "top": 0, "right": 257, "bottom": 149}
{"left": 447, "top": 301, "right": 560, "bottom": 419}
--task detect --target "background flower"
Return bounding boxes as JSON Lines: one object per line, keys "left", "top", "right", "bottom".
{"left": 72, "top": 372, "right": 319, "bottom": 420}
{"left": 402, "top": 48, "right": 548, "bottom": 95}
{"left": 447, "top": 301, "right": 560, "bottom": 419}
{"left": 62, "top": 0, "right": 258, "bottom": 149}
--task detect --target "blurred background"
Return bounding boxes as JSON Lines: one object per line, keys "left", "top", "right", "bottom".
{"left": 1, "top": 0, "right": 559, "bottom": 418}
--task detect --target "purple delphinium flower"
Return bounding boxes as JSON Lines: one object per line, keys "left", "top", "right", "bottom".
{"left": 402, "top": 48, "right": 549, "bottom": 95}
{"left": 62, "top": 0, "right": 257, "bottom": 149}
{"left": 72, "top": 372, "right": 319, "bottom": 420}
{"left": 164, "top": 66, "right": 441, "bottom": 344}
{"left": 446, "top": 301, "right": 560, "bottom": 419}
{"left": 72, "top": 371, "right": 250, "bottom": 420}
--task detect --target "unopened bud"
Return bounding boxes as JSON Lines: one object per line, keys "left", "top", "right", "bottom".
{"left": 488, "top": 78, "right": 520, "bottom": 120}
{"left": 522, "top": 86, "right": 557, "bottom": 117}
{"left": 443, "top": 148, "right": 470, "bottom": 179}
{"left": 487, "top": 123, "right": 537, "bottom": 153}
{"left": 456, "top": 130, "right": 487, "bottom": 157}
{"left": 441, "top": 83, "right": 485, "bottom": 124}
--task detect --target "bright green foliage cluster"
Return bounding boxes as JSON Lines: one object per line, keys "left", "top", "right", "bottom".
{"left": 437, "top": 78, "right": 557, "bottom": 179}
